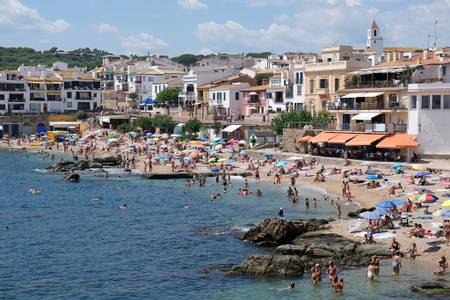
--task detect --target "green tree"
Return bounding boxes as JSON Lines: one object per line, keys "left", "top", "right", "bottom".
{"left": 152, "top": 115, "right": 175, "bottom": 133}
{"left": 156, "top": 87, "right": 181, "bottom": 114}
{"left": 128, "top": 92, "right": 139, "bottom": 109}
{"left": 271, "top": 110, "right": 313, "bottom": 135}
{"left": 135, "top": 116, "right": 153, "bottom": 131}
{"left": 117, "top": 123, "right": 133, "bottom": 133}
{"left": 255, "top": 73, "right": 273, "bottom": 85}
{"left": 245, "top": 52, "right": 271, "bottom": 58}
{"left": 183, "top": 118, "right": 203, "bottom": 139}
{"left": 171, "top": 54, "right": 204, "bottom": 66}
{"left": 75, "top": 110, "right": 88, "bottom": 120}
{"left": 312, "top": 111, "right": 332, "bottom": 125}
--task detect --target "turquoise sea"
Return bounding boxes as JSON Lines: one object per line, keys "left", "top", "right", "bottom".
{"left": 0, "top": 150, "right": 446, "bottom": 299}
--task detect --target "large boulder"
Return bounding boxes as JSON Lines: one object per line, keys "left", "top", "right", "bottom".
{"left": 71, "top": 160, "right": 91, "bottom": 171}
{"left": 226, "top": 254, "right": 305, "bottom": 276}
{"left": 411, "top": 284, "right": 450, "bottom": 296}
{"left": 94, "top": 155, "right": 122, "bottom": 166}
{"left": 348, "top": 207, "right": 376, "bottom": 218}
{"left": 47, "top": 160, "right": 75, "bottom": 172}
{"left": 242, "top": 219, "right": 306, "bottom": 247}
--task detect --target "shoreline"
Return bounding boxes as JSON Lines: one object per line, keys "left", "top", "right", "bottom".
{"left": 1, "top": 138, "right": 449, "bottom": 270}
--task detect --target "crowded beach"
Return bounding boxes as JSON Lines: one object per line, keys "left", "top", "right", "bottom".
{"left": 1, "top": 124, "right": 450, "bottom": 294}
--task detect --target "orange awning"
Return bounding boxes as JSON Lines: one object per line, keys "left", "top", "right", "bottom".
{"left": 310, "top": 132, "right": 338, "bottom": 144}
{"left": 345, "top": 134, "right": 385, "bottom": 146}
{"left": 327, "top": 133, "right": 357, "bottom": 144}
{"left": 376, "top": 134, "right": 419, "bottom": 149}
{"left": 298, "top": 135, "right": 313, "bottom": 142}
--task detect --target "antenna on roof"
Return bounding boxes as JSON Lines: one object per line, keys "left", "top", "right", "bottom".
{"left": 434, "top": 20, "right": 438, "bottom": 49}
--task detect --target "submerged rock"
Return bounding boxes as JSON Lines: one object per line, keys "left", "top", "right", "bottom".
{"left": 411, "top": 283, "right": 450, "bottom": 296}
{"left": 47, "top": 160, "right": 75, "bottom": 172}
{"left": 226, "top": 254, "right": 305, "bottom": 276}
{"left": 64, "top": 173, "right": 80, "bottom": 182}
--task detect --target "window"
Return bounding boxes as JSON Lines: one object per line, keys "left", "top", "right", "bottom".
{"left": 319, "top": 79, "right": 328, "bottom": 89}
{"left": 223, "top": 92, "right": 226, "bottom": 101}
{"left": 296, "top": 85, "right": 302, "bottom": 96}
{"left": 0, "top": 94, "right": 4, "bottom": 100}
{"left": 66, "top": 92, "right": 72, "bottom": 98}
{"left": 432, "top": 95, "right": 441, "bottom": 109}
{"left": 374, "top": 30, "right": 377, "bottom": 37}
{"left": 77, "top": 102, "right": 90, "bottom": 110}
{"left": 295, "top": 72, "right": 303, "bottom": 84}
{"left": 266, "top": 92, "right": 272, "bottom": 99}
{"left": 212, "top": 93, "right": 216, "bottom": 100}
{"left": 0, "top": 104, "right": 5, "bottom": 110}
{"left": 421, "top": 95, "right": 430, "bottom": 109}
{"left": 334, "top": 78, "right": 340, "bottom": 92}
{"left": 443, "top": 66, "right": 447, "bottom": 77}
{"left": 93, "top": 93, "right": 97, "bottom": 98}
{"left": 67, "top": 102, "right": 73, "bottom": 108}
{"left": 235, "top": 92, "right": 239, "bottom": 100}
{"left": 410, "top": 95, "right": 417, "bottom": 109}
{"left": 444, "top": 95, "right": 450, "bottom": 109}
{"left": 309, "top": 79, "right": 314, "bottom": 94}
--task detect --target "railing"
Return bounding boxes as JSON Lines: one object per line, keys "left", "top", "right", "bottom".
{"left": 345, "top": 80, "right": 408, "bottom": 89}
{"left": 286, "top": 122, "right": 408, "bottom": 133}
{"left": 329, "top": 102, "right": 407, "bottom": 111}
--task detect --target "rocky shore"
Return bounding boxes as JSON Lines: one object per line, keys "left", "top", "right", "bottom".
{"left": 226, "top": 218, "right": 389, "bottom": 276}
{"left": 46, "top": 156, "right": 122, "bottom": 172}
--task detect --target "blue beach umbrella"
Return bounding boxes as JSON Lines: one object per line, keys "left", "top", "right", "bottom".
{"left": 275, "top": 161, "right": 288, "bottom": 167}
{"left": 440, "top": 210, "right": 450, "bottom": 217}
{"left": 239, "top": 150, "right": 248, "bottom": 156}
{"left": 197, "top": 137, "right": 208, "bottom": 141}
{"left": 359, "top": 209, "right": 384, "bottom": 220}
{"left": 415, "top": 171, "right": 431, "bottom": 177}
{"left": 228, "top": 159, "right": 237, "bottom": 163}
{"left": 366, "top": 175, "right": 379, "bottom": 180}
{"left": 390, "top": 199, "right": 406, "bottom": 206}
{"left": 223, "top": 149, "right": 234, "bottom": 153}
{"left": 391, "top": 163, "right": 402, "bottom": 169}
{"left": 376, "top": 200, "right": 397, "bottom": 209}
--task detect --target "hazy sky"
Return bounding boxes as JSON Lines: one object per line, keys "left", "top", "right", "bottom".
{"left": 0, "top": 0, "right": 448, "bottom": 56}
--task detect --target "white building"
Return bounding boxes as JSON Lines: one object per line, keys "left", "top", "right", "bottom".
{"left": 266, "top": 71, "right": 289, "bottom": 113}
{"left": 208, "top": 82, "right": 249, "bottom": 117}
{"left": 408, "top": 83, "right": 450, "bottom": 156}
{"left": 367, "top": 20, "right": 383, "bottom": 54}
{"left": 292, "top": 64, "right": 306, "bottom": 111}
{"left": 0, "top": 72, "right": 28, "bottom": 113}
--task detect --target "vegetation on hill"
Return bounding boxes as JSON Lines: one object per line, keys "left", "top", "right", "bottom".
{"left": 171, "top": 54, "right": 205, "bottom": 66}
{"left": 0, "top": 47, "right": 111, "bottom": 70}
{"left": 245, "top": 52, "right": 272, "bottom": 58}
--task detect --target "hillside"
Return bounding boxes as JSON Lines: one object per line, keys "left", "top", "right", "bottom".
{"left": 0, "top": 47, "right": 112, "bottom": 70}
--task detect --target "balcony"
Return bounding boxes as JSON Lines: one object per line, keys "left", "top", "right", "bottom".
{"left": 30, "top": 94, "right": 46, "bottom": 101}
{"left": 316, "top": 88, "right": 329, "bottom": 95}
{"left": 329, "top": 101, "right": 407, "bottom": 111}
{"left": 248, "top": 95, "right": 260, "bottom": 104}
{"left": 337, "top": 123, "right": 407, "bottom": 133}
{"left": 8, "top": 94, "right": 25, "bottom": 102}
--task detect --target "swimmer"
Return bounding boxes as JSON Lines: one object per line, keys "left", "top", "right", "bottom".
{"left": 90, "top": 197, "right": 103, "bottom": 201}
{"left": 4, "top": 224, "right": 10, "bottom": 230}
{"left": 120, "top": 203, "right": 129, "bottom": 209}
{"left": 367, "top": 262, "right": 376, "bottom": 280}
{"left": 392, "top": 251, "right": 402, "bottom": 275}
{"left": 278, "top": 207, "right": 284, "bottom": 218}
{"left": 311, "top": 264, "right": 321, "bottom": 285}
{"left": 256, "top": 189, "right": 262, "bottom": 197}
{"left": 28, "top": 188, "right": 41, "bottom": 194}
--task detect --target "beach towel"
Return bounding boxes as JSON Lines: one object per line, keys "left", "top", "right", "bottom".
{"left": 373, "top": 232, "right": 395, "bottom": 239}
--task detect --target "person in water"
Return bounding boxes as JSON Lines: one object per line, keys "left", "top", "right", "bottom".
{"left": 371, "top": 255, "right": 382, "bottom": 276}
{"left": 256, "top": 189, "right": 262, "bottom": 197}
{"left": 311, "top": 264, "right": 321, "bottom": 285}
{"left": 367, "top": 262, "right": 376, "bottom": 280}
{"left": 434, "top": 256, "right": 448, "bottom": 275}
{"left": 305, "top": 197, "right": 310, "bottom": 209}
{"left": 327, "top": 260, "right": 339, "bottom": 282}
{"left": 332, "top": 277, "right": 344, "bottom": 294}
{"left": 120, "top": 203, "right": 129, "bottom": 209}
{"left": 278, "top": 207, "right": 284, "bottom": 218}
{"left": 392, "top": 251, "right": 402, "bottom": 275}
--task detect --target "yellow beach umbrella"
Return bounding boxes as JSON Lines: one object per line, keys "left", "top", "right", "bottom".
{"left": 441, "top": 200, "right": 450, "bottom": 207}
{"left": 412, "top": 164, "right": 427, "bottom": 171}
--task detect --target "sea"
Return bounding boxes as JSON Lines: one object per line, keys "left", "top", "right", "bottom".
{"left": 0, "top": 149, "right": 445, "bottom": 299}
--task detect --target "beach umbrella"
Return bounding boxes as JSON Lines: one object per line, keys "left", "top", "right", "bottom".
{"left": 415, "top": 187, "right": 434, "bottom": 194}
{"left": 441, "top": 200, "right": 450, "bottom": 207}
{"left": 211, "top": 168, "right": 220, "bottom": 173}
{"left": 197, "top": 137, "right": 208, "bottom": 141}
{"left": 145, "top": 132, "right": 153, "bottom": 137}
{"left": 215, "top": 144, "right": 223, "bottom": 150}
{"left": 366, "top": 175, "right": 379, "bottom": 180}
{"left": 416, "top": 193, "right": 439, "bottom": 203}
{"left": 213, "top": 137, "right": 223, "bottom": 142}
{"left": 218, "top": 158, "right": 228, "bottom": 162}
{"left": 275, "top": 161, "right": 288, "bottom": 168}
{"left": 376, "top": 200, "right": 397, "bottom": 209}
{"left": 171, "top": 134, "right": 181, "bottom": 138}
{"left": 239, "top": 150, "right": 248, "bottom": 156}
{"left": 415, "top": 171, "right": 431, "bottom": 177}
{"left": 229, "top": 139, "right": 239, "bottom": 144}
{"left": 264, "top": 152, "right": 273, "bottom": 157}
{"left": 183, "top": 156, "right": 193, "bottom": 162}
{"left": 391, "top": 163, "right": 402, "bottom": 169}
{"left": 189, "top": 152, "right": 200, "bottom": 158}
{"left": 208, "top": 158, "right": 218, "bottom": 163}
{"left": 287, "top": 156, "right": 304, "bottom": 161}
{"left": 228, "top": 159, "right": 237, "bottom": 163}
{"left": 238, "top": 140, "right": 247, "bottom": 145}
{"left": 208, "top": 149, "right": 218, "bottom": 153}
{"left": 412, "top": 164, "right": 427, "bottom": 171}
{"left": 390, "top": 199, "right": 406, "bottom": 206}
{"left": 225, "top": 144, "right": 234, "bottom": 149}
{"left": 359, "top": 210, "right": 384, "bottom": 220}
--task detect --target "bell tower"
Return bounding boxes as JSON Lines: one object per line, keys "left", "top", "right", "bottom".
{"left": 367, "top": 20, "right": 383, "bottom": 54}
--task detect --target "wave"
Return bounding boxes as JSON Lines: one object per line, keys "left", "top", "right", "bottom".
{"left": 33, "top": 168, "right": 49, "bottom": 173}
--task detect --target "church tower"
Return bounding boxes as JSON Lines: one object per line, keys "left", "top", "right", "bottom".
{"left": 367, "top": 20, "right": 383, "bottom": 54}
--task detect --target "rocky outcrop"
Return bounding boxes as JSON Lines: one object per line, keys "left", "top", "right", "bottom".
{"left": 64, "top": 172, "right": 80, "bottom": 182}
{"left": 93, "top": 155, "right": 122, "bottom": 166}
{"left": 242, "top": 218, "right": 331, "bottom": 247}
{"left": 411, "top": 284, "right": 450, "bottom": 296}
{"left": 227, "top": 220, "right": 389, "bottom": 277}
{"left": 347, "top": 207, "right": 376, "bottom": 218}
{"left": 47, "top": 158, "right": 118, "bottom": 173}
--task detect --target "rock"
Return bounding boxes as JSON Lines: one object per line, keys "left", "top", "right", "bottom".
{"left": 411, "top": 283, "right": 450, "bottom": 296}
{"left": 94, "top": 155, "right": 122, "bottom": 166}
{"left": 355, "top": 244, "right": 390, "bottom": 257}
{"left": 303, "top": 219, "right": 331, "bottom": 232}
{"left": 276, "top": 244, "right": 307, "bottom": 256}
{"left": 47, "top": 160, "right": 75, "bottom": 172}
{"left": 348, "top": 207, "right": 376, "bottom": 218}
{"left": 71, "top": 160, "right": 90, "bottom": 171}
{"left": 64, "top": 173, "right": 80, "bottom": 182}
{"left": 226, "top": 254, "right": 305, "bottom": 276}
{"left": 242, "top": 219, "right": 306, "bottom": 247}
{"left": 89, "top": 162, "right": 103, "bottom": 169}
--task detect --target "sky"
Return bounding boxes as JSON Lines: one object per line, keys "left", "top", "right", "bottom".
{"left": 1, "top": 0, "right": 449, "bottom": 56}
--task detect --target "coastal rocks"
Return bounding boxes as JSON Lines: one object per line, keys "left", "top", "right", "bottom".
{"left": 47, "top": 158, "right": 116, "bottom": 173}
{"left": 64, "top": 172, "right": 80, "bottom": 182}
{"left": 228, "top": 232, "right": 390, "bottom": 276}
{"left": 242, "top": 218, "right": 330, "bottom": 247}
{"left": 93, "top": 155, "right": 122, "bottom": 166}
{"left": 226, "top": 255, "right": 305, "bottom": 276}
{"left": 347, "top": 207, "right": 376, "bottom": 218}
{"left": 411, "top": 283, "right": 450, "bottom": 296}
{"left": 47, "top": 160, "right": 75, "bottom": 172}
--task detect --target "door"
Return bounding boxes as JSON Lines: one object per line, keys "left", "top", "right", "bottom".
{"left": 11, "top": 124, "right": 19, "bottom": 137}
{"left": 343, "top": 114, "right": 350, "bottom": 130}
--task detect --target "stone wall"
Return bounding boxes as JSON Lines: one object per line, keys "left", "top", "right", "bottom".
{"left": 0, "top": 114, "right": 49, "bottom": 136}
{"left": 283, "top": 128, "right": 305, "bottom": 153}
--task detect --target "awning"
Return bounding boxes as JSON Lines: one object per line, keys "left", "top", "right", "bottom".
{"left": 248, "top": 92, "right": 258, "bottom": 96}
{"left": 101, "top": 117, "right": 110, "bottom": 123}
{"left": 363, "top": 92, "right": 384, "bottom": 98}
{"left": 222, "top": 125, "right": 242, "bottom": 133}
{"left": 310, "top": 132, "right": 338, "bottom": 144}
{"left": 298, "top": 135, "right": 314, "bottom": 142}
{"left": 49, "top": 121, "right": 80, "bottom": 128}
{"left": 328, "top": 133, "right": 357, "bottom": 144}
{"left": 352, "top": 112, "right": 381, "bottom": 121}
{"left": 345, "top": 134, "right": 385, "bottom": 146}
{"left": 341, "top": 93, "right": 366, "bottom": 98}
{"left": 376, "top": 134, "right": 419, "bottom": 149}
{"left": 139, "top": 98, "right": 157, "bottom": 106}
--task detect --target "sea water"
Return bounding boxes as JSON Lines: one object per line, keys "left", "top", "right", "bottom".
{"left": 0, "top": 150, "right": 445, "bottom": 299}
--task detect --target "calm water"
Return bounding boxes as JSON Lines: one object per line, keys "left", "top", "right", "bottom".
{"left": 0, "top": 150, "right": 446, "bottom": 299}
